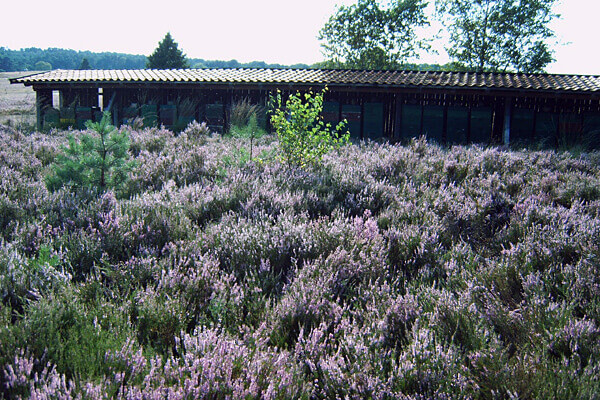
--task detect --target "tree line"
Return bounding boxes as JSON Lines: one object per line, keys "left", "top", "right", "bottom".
{"left": 0, "top": 46, "right": 314, "bottom": 72}
{"left": 0, "top": 48, "right": 147, "bottom": 72}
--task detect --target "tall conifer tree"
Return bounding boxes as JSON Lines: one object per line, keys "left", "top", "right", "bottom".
{"left": 146, "top": 32, "right": 189, "bottom": 69}
{"left": 79, "top": 58, "right": 91, "bottom": 70}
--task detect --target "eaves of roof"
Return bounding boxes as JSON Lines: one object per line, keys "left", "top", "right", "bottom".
{"left": 10, "top": 68, "right": 600, "bottom": 94}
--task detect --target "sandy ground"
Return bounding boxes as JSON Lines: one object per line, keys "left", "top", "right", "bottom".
{"left": 0, "top": 71, "right": 37, "bottom": 127}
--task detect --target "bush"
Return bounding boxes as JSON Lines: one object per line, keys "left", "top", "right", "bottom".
{"left": 270, "top": 88, "right": 349, "bottom": 168}
{"left": 0, "top": 243, "right": 70, "bottom": 317}
{"left": 21, "top": 286, "right": 132, "bottom": 382}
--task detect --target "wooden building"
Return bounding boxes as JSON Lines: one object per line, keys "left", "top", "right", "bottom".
{"left": 10, "top": 68, "right": 600, "bottom": 146}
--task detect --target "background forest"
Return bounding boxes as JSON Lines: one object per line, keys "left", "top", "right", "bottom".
{"left": 0, "top": 47, "right": 314, "bottom": 72}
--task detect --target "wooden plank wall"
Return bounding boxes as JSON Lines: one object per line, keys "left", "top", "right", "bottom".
{"left": 33, "top": 85, "right": 600, "bottom": 147}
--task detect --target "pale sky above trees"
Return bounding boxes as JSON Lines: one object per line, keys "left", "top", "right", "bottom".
{"left": 1, "top": 0, "right": 598, "bottom": 74}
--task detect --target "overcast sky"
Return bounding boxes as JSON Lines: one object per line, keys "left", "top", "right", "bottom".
{"left": 1, "top": 0, "right": 598, "bottom": 74}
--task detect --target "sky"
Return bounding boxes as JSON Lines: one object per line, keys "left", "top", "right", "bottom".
{"left": 1, "top": 0, "right": 599, "bottom": 74}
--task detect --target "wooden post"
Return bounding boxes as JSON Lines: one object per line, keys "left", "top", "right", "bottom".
{"left": 503, "top": 97, "right": 512, "bottom": 145}
{"left": 394, "top": 96, "right": 403, "bottom": 140}
{"left": 224, "top": 90, "right": 231, "bottom": 135}
{"left": 338, "top": 98, "right": 342, "bottom": 129}
{"left": 467, "top": 106, "right": 472, "bottom": 143}
{"left": 442, "top": 104, "right": 449, "bottom": 145}
{"left": 112, "top": 91, "right": 120, "bottom": 126}
{"left": 359, "top": 97, "right": 365, "bottom": 140}
{"left": 531, "top": 108, "right": 537, "bottom": 141}
{"left": 35, "top": 89, "right": 52, "bottom": 131}
{"left": 419, "top": 102, "right": 424, "bottom": 137}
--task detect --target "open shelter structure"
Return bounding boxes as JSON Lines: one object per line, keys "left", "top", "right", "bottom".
{"left": 11, "top": 68, "right": 600, "bottom": 146}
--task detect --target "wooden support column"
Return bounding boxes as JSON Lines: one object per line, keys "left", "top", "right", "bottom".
{"left": 467, "top": 106, "right": 472, "bottom": 143}
{"left": 359, "top": 97, "right": 365, "bottom": 140}
{"left": 419, "top": 102, "right": 424, "bottom": 136}
{"left": 387, "top": 95, "right": 397, "bottom": 140}
{"left": 442, "top": 105, "right": 448, "bottom": 144}
{"left": 394, "top": 96, "right": 403, "bottom": 140}
{"left": 110, "top": 91, "right": 120, "bottom": 126}
{"left": 503, "top": 97, "right": 512, "bottom": 145}
{"left": 35, "top": 89, "right": 52, "bottom": 131}
{"left": 531, "top": 108, "right": 537, "bottom": 141}
{"left": 224, "top": 90, "right": 231, "bottom": 134}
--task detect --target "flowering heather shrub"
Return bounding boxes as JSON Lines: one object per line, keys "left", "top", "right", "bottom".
{"left": 129, "top": 126, "right": 173, "bottom": 156}
{"left": 3, "top": 126, "right": 600, "bottom": 398}
{"left": 200, "top": 210, "right": 349, "bottom": 284}
{"left": 4, "top": 350, "right": 75, "bottom": 399}
{"left": 125, "top": 129, "right": 229, "bottom": 196}
{"left": 4, "top": 328, "right": 309, "bottom": 399}
{"left": 117, "top": 182, "right": 197, "bottom": 257}
{"left": 156, "top": 247, "right": 244, "bottom": 331}
{"left": 182, "top": 119, "right": 212, "bottom": 138}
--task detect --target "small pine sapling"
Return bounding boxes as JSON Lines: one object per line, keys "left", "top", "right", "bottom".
{"left": 45, "top": 112, "right": 135, "bottom": 196}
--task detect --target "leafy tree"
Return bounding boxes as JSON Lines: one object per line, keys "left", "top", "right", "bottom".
{"left": 436, "top": 0, "right": 558, "bottom": 72}
{"left": 319, "top": 0, "right": 430, "bottom": 70}
{"left": 270, "top": 88, "right": 349, "bottom": 168}
{"left": 146, "top": 32, "right": 189, "bottom": 69}
{"left": 0, "top": 57, "right": 12, "bottom": 72}
{"left": 79, "top": 58, "right": 91, "bottom": 70}
{"left": 34, "top": 61, "right": 52, "bottom": 71}
{"left": 0, "top": 47, "right": 13, "bottom": 71}
{"left": 46, "top": 112, "right": 134, "bottom": 196}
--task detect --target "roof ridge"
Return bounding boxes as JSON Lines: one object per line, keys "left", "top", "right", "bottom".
{"left": 11, "top": 67, "right": 600, "bottom": 78}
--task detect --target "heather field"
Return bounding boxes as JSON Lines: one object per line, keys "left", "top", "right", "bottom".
{"left": 2, "top": 123, "right": 600, "bottom": 399}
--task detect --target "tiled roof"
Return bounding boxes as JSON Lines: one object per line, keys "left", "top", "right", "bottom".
{"left": 11, "top": 68, "right": 600, "bottom": 93}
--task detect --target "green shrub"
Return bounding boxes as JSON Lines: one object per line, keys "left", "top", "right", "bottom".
{"left": 45, "top": 112, "right": 135, "bottom": 197}
{"left": 0, "top": 244, "right": 70, "bottom": 316}
{"left": 130, "top": 287, "right": 185, "bottom": 355}
{"left": 270, "top": 88, "right": 349, "bottom": 168}
{"left": 22, "top": 286, "right": 132, "bottom": 381}
{"left": 55, "top": 229, "right": 103, "bottom": 280}
{"left": 230, "top": 113, "right": 267, "bottom": 138}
